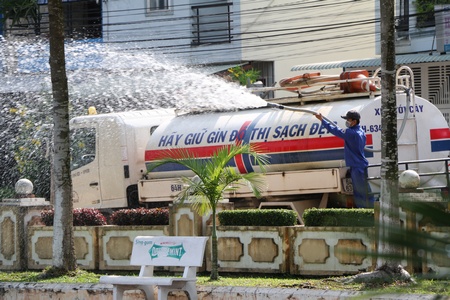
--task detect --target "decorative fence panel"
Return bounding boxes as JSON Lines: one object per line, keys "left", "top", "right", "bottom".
{"left": 1, "top": 199, "right": 447, "bottom": 276}
{"left": 422, "top": 226, "right": 450, "bottom": 276}
{"left": 289, "top": 226, "right": 375, "bottom": 275}
{"left": 98, "top": 225, "right": 169, "bottom": 271}
{"left": 0, "top": 199, "right": 51, "bottom": 270}
{"left": 206, "top": 226, "right": 290, "bottom": 273}
{"left": 28, "top": 226, "right": 98, "bottom": 270}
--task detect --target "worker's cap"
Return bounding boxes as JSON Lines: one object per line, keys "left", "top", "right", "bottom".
{"left": 341, "top": 110, "right": 360, "bottom": 120}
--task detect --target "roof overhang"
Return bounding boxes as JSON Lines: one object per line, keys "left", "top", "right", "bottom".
{"left": 290, "top": 53, "right": 450, "bottom": 71}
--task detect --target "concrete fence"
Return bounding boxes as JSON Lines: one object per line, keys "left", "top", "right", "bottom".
{"left": 0, "top": 198, "right": 448, "bottom": 276}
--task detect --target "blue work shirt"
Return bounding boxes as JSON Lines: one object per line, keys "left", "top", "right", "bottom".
{"left": 321, "top": 119, "right": 368, "bottom": 168}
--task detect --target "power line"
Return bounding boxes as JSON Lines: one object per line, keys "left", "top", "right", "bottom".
{"left": 3, "top": 0, "right": 436, "bottom": 68}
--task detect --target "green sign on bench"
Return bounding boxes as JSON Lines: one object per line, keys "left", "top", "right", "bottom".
{"left": 100, "top": 236, "right": 209, "bottom": 300}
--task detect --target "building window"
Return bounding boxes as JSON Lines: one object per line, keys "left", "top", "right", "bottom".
{"left": 414, "top": 0, "right": 447, "bottom": 28}
{"left": 149, "top": 0, "right": 169, "bottom": 11}
{"left": 192, "top": 2, "right": 232, "bottom": 45}
{"left": 70, "top": 127, "right": 96, "bottom": 171}
{"left": 396, "top": 0, "right": 409, "bottom": 34}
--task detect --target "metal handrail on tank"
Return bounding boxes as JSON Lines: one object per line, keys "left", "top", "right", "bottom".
{"left": 250, "top": 71, "right": 382, "bottom": 94}
{"left": 367, "top": 157, "right": 450, "bottom": 199}
{"left": 267, "top": 66, "right": 417, "bottom": 153}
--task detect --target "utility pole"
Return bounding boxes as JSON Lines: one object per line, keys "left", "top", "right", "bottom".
{"left": 378, "top": 0, "right": 402, "bottom": 269}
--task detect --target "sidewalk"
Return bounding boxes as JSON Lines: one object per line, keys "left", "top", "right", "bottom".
{"left": 0, "top": 282, "right": 447, "bottom": 300}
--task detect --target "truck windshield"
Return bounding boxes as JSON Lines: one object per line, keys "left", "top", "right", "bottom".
{"left": 70, "top": 127, "right": 96, "bottom": 170}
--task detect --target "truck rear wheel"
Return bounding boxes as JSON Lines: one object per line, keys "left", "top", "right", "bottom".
{"left": 126, "top": 185, "right": 139, "bottom": 208}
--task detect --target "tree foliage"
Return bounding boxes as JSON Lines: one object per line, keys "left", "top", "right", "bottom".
{"left": 415, "top": 0, "right": 450, "bottom": 28}
{"left": 147, "top": 144, "right": 269, "bottom": 280}
{"left": 227, "top": 66, "right": 261, "bottom": 86}
{"left": 0, "top": 0, "right": 41, "bottom": 33}
{"left": 11, "top": 102, "right": 52, "bottom": 198}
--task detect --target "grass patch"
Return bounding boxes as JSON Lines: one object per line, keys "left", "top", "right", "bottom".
{"left": 0, "top": 271, "right": 448, "bottom": 296}
{"left": 0, "top": 270, "right": 101, "bottom": 284}
{"left": 197, "top": 273, "right": 362, "bottom": 291}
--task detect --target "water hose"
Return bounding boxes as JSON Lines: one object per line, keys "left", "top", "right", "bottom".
{"left": 266, "top": 102, "right": 378, "bottom": 152}
{"left": 267, "top": 102, "right": 340, "bottom": 129}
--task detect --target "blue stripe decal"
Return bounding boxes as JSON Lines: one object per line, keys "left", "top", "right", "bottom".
{"left": 147, "top": 148, "right": 355, "bottom": 173}
{"left": 431, "top": 140, "right": 450, "bottom": 152}
{"left": 364, "top": 147, "right": 374, "bottom": 158}
{"left": 240, "top": 115, "right": 266, "bottom": 172}
{"left": 269, "top": 149, "right": 345, "bottom": 163}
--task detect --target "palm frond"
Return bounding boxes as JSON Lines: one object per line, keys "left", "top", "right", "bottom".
{"left": 147, "top": 144, "right": 269, "bottom": 216}
{"left": 247, "top": 144, "right": 271, "bottom": 173}
{"left": 190, "top": 195, "right": 213, "bottom": 215}
{"left": 146, "top": 148, "right": 206, "bottom": 177}
{"left": 176, "top": 176, "right": 205, "bottom": 201}
{"left": 216, "top": 167, "right": 243, "bottom": 193}
{"left": 174, "top": 176, "right": 213, "bottom": 215}
{"left": 216, "top": 167, "right": 267, "bottom": 198}
{"left": 240, "top": 172, "right": 267, "bottom": 198}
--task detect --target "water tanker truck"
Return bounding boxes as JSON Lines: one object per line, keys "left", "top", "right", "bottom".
{"left": 70, "top": 67, "right": 450, "bottom": 218}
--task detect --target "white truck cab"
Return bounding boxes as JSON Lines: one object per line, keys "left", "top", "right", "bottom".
{"left": 70, "top": 109, "right": 176, "bottom": 209}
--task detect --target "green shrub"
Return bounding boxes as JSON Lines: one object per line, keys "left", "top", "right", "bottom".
{"left": 40, "top": 208, "right": 107, "bottom": 226}
{"left": 227, "top": 66, "right": 261, "bottom": 85}
{"left": 302, "top": 208, "right": 374, "bottom": 227}
{"left": 109, "top": 207, "right": 169, "bottom": 226}
{"left": 414, "top": 0, "right": 450, "bottom": 28}
{"left": 218, "top": 209, "right": 297, "bottom": 226}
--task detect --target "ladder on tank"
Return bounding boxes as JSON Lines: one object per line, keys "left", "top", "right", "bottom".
{"left": 395, "top": 66, "right": 420, "bottom": 164}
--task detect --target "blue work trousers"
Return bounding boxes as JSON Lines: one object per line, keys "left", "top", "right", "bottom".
{"left": 350, "top": 167, "right": 375, "bottom": 208}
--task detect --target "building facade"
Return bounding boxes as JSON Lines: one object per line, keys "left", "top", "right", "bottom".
{"left": 2, "top": 0, "right": 450, "bottom": 115}
{"left": 100, "top": 0, "right": 377, "bottom": 98}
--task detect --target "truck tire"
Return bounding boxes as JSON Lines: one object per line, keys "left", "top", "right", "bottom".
{"left": 126, "top": 185, "right": 140, "bottom": 208}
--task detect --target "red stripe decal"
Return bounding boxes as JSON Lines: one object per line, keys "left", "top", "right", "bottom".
{"left": 234, "top": 121, "right": 252, "bottom": 173}
{"left": 145, "top": 145, "right": 225, "bottom": 161}
{"left": 430, "top": 128, "right": 450, "bottom": 140}
{"left": 145, "top": 134, "right": 374, "bottom": 162}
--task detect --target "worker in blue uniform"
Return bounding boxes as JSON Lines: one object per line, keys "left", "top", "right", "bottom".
{"left": 315, "top": 110, "right": 375, "bottom": 208}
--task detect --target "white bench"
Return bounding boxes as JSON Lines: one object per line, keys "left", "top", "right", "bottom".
{"left": 100, "top": 236, "right": 209, "bottom": 300}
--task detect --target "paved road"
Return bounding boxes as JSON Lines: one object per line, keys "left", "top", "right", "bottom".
{"left": 0, "top": 282, "right": 448, "bottom": 299}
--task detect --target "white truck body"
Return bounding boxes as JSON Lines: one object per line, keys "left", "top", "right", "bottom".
{"left": 139, "top": 93, "right": 450, "bottom": 205}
